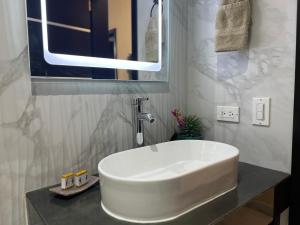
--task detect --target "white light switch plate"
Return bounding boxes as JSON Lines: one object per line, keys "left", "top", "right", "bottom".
{"left": 252, "top": 97, "right": 270, "bottom": 126}
{"left": 217, "top": 106, "right": 240, "bottom": 123}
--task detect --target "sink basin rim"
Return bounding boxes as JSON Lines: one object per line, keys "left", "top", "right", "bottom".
{"left": 98, "top": 140, "right": 239, "bottom": 183}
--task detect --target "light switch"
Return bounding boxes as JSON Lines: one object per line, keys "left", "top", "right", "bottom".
{"left": 256, "top": 103, "right": 264, "bottom": 120}
{"left": 256, "top": 103, "right": 264, "bottom": 112}
{"left": 256, "top": 111, "right": 264, "bottom": 120}
{"left": 252, "top": 97, "right": 270, "bottom": 126}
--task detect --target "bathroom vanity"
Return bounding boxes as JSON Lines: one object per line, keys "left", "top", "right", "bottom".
{"left": 26, "top": 163, "right": 289, "bottom": 225}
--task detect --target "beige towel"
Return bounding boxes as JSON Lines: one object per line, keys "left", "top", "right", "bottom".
{"left": 215, "top": 0, "right": 251, "bottom": 52}
{"left": 145, "top": 16, "right": 159, "bottom": 62}
{"left": 145, "top": 14, "right": 165, "bottom": 62}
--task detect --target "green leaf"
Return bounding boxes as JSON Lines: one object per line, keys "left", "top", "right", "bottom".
{"left": 180, "top": 115, "right": 203, "bottom": 136}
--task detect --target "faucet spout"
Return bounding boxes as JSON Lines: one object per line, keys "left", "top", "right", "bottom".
{"left": 138, "top": 113, "right": 155, "bottom": 123}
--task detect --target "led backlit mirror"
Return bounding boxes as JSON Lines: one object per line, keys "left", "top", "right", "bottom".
{"left": 26, "top": 0, "right": 169, "bottom": 81}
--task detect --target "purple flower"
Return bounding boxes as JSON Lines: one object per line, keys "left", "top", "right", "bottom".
{"left": 171, "top": 108, "right": 185, "bottom": 128}
{"left": 177, "top": 115, "right": 185, "bottom": 128}
{"left": 171, "top": 108, "right": 178, "bottom": 117}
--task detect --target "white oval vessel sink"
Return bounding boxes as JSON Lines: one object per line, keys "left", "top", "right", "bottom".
{"left": 98, "top": 140, "right": 239, "bottom": 223}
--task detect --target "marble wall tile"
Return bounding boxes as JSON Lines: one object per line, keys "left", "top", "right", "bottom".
{"left": 187, "top": 0, "right": 297, "bottom": 174}
{"left": 1, "top": 0, "right": 296, "bottom": 225}
{"left": 0, "top": 1, "right": 188, "bottom": 225}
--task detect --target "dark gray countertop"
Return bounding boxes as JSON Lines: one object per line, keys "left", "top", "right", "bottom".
{"left": 26, "top": 163, "right": 289, "bottom": 225}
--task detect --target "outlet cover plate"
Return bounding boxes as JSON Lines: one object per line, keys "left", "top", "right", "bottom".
{"left": 217, "top": 106, "right": 240, "bottom": 123}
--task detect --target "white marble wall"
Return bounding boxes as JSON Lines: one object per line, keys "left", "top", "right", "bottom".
{"left": 0, "top": 1, "right": 188, "bottom": 225}
{"left": 187, "top": 0, "right": 297, "bottom": 173}
{"left": 1, "top": 0, "right": 297, "bottom": 224}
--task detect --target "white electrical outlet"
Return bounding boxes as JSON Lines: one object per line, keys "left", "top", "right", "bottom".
{"left": 217, "top": 106, "right": 240, "bottom": 123}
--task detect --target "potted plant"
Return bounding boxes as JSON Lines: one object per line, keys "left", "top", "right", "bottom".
{"left": 171, "top": 108, "right": 203, "bottom": 140}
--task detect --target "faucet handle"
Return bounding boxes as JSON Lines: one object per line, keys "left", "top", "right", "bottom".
{"left": 132, "top": 97, "right": 149, "bottom": 105}
{"left": 137, "top": 97, "right": 149, "bottom": 102}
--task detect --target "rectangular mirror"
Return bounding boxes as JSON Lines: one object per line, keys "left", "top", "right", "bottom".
{"left": 26, "top": 0, "right": 169, "bottom": 81}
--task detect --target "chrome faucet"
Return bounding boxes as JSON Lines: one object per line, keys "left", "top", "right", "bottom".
{"left": 132, "top": 97, "right": 155, "bottom": 146}
{"left": 138, "top": 113, "right": 155, "bottom": 123}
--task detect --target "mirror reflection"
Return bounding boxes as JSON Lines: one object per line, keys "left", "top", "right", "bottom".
{"left": 26, "top": 0, "right": 168, "bottom": 81}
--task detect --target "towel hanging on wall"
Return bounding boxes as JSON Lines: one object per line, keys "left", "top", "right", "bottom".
{"left": 215, "top": 0, "right": 251, "bottom": 52}
{"left": 145, "top": 16, "right": 159, "bottom": 62}
{"left": 145, "top": 0, "right": 164, "bottom": 62}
